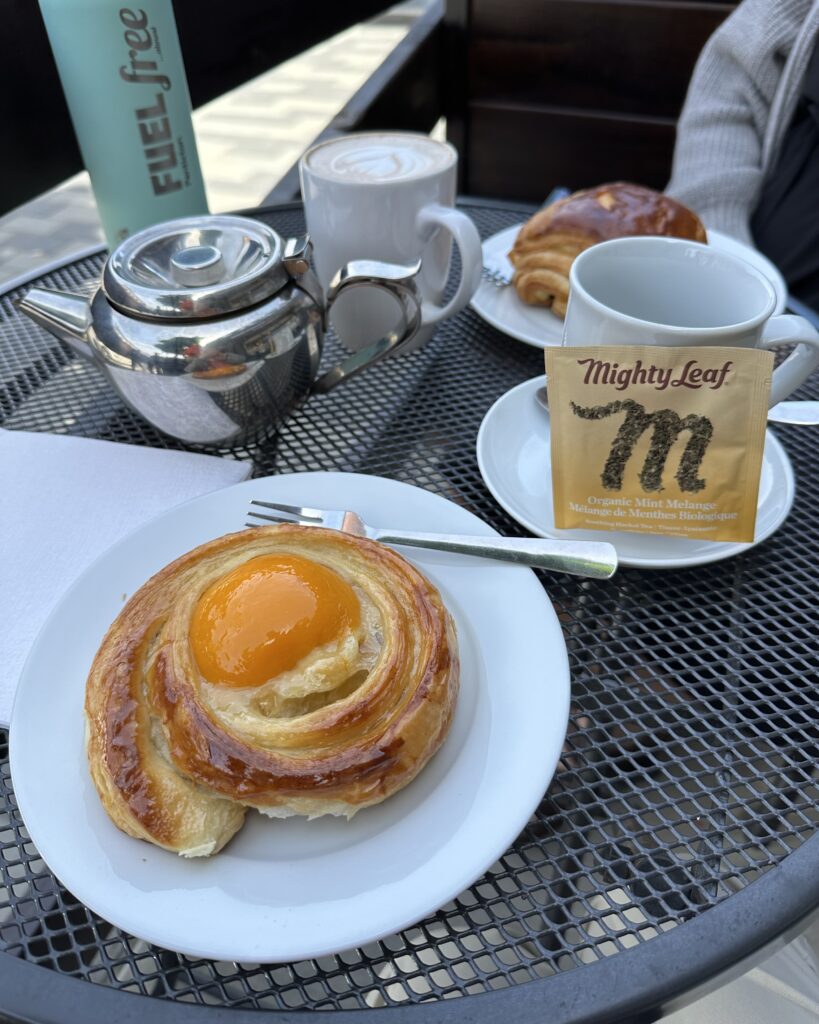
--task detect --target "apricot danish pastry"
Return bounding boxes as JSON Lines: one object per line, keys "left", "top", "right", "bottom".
{"left": 85, "top": 524, "right": 459, "bottom": 857}
{"left": 508, "top": 182, "right": 707, "bottom": 317}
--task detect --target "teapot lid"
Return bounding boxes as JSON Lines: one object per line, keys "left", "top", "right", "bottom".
{"left": 102, "top": 214, "right": 287, "bottom": 319}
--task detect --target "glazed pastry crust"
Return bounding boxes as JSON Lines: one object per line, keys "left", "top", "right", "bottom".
{"left": 508, "top": 182, "right": 707, "bottom": 317}
{"left": 85, "top": 525, "right": 459, "bottom": 857}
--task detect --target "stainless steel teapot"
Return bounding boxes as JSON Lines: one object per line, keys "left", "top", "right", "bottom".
{"left": 17, "top": 214, "right": 422, "bottom": 447}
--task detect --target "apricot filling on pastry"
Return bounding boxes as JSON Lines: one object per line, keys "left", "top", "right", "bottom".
{"left": 190, "top": 554, "right": 361, "bottom": 687}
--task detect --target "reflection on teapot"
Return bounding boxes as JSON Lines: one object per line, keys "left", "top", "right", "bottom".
{"left": 16, "top": 215, "right": 423, "bottom": 447}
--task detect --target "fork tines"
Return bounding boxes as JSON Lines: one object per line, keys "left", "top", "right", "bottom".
{"left": 251, "top": 499, "right": 323, "bottom": 520}
{"left": 481, "top": 264, "right": 512, "bottom": 288}
{"left": 245, "top": 499, "right": 322, "bottom": 530}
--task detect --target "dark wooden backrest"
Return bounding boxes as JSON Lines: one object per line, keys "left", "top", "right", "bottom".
{"left": 445, "top": 0, "right": 737, "bottom": 200}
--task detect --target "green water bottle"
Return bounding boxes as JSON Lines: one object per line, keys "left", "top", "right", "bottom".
{"left": 38, "top": 0, "right": 209, "bottom": 247}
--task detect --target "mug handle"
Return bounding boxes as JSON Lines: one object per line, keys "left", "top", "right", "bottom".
{"left": 311, "top": 260, "right": 423, "bottom": 394}
{"left": 415, "top": 204, "right": 482, "bottom": 324}
{"left": 759, "top": 315, "right": 819, "bottom": 406}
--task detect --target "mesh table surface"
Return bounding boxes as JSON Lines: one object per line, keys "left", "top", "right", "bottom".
{"left": 1, "top": 200, "right": 819, "bottom": 1024}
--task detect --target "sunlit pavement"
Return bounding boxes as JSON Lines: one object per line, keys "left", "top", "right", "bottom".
{"left": 0, "top": 0, "right": 429, "bottom": 286}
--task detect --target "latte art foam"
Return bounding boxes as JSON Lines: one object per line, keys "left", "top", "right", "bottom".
{"left": 306, "top": 134, "right": 453, "bottom": 183}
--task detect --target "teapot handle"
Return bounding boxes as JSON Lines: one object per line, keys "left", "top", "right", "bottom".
{"left": 311, "top": 260, "right": 423, "bottom": 394}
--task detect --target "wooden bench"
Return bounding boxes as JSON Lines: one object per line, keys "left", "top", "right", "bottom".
{"left": 269, "top": 0, "right": 736, "bottom": 202}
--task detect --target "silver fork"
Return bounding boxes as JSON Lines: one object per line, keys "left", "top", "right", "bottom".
{"left": 247, "top": 500, "right": 617, "bottom": 579}
{"left": 481, "top": 264, "right": 513, "bottom": 288}
{"left": 480, "top": 188, "right": 570, "bottom": 290}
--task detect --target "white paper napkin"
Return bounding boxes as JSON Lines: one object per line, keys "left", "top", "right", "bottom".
{"left": 0, "top": 429, "right": 252, "bottom": 727}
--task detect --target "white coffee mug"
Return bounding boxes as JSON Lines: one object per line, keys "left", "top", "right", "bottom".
{"left": 299, "top": 131, "right": 482, "bottom": 353}
{"left": 564, "top": 236, "right": 819, "bottom": 407}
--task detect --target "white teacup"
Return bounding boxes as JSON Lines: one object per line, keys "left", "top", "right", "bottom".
{"left": 300, "top": 131, "right": 482, "bottom": 353}
{"left": 564, "top": 236, "right": 819, "bottom": 406}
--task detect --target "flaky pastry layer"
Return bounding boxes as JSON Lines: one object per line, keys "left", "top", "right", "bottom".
{"left": 508, "top": 182, "right": 707, "bottom": 317}
{"left": 85, "top": 525, "right": 459, "bottom": 857}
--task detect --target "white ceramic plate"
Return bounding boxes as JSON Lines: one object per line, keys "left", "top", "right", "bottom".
{"left": 473, "top": 225, "right": 789, "bottom": 349}
{"left": 476, "top": 377, "right": 795, "bottom": 570}
{"left": 10, "top": 472, "right": 569, "bottom": 963}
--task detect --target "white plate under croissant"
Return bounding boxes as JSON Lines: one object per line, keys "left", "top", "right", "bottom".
{"left": 10, "top": 472, "right": 569, "bottom": 962}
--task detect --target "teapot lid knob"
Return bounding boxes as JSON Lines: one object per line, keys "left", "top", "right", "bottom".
{"left": 102, "top": 214, "right": 288, "bottom": 319}
{"left": 169, "top": 244, "right": 225, "bottom": 287}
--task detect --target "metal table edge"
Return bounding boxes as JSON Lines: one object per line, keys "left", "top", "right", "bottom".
{"left": 3, "top": 823, "right": 819, "bottom": 1024}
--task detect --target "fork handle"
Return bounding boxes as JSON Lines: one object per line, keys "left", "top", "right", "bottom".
{"left": 370, "top": 530, "right": 617, "bottom": 579}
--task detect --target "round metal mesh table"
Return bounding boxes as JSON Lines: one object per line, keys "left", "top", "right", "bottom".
{"left": 2, "top": 200, "right": 819, "bottom": 1024}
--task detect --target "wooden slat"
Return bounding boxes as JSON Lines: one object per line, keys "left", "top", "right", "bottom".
{"left": 468, "top": 1, "right": 731, "bottom": 118}
{"left": 465, "top": 102, "right": 677, "bottom": 200}
{"left": 444, "top": 0, "right": 471, "bottom": 190}
{"left": 470, "top": 0, "right": 735, "bottom": 36}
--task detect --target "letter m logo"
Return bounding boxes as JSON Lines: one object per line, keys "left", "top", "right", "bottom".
{"left": 570, "top": 399, "right": 713, "bottom": 493}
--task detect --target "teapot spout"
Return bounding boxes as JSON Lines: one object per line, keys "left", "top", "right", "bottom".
{"left": 16, "top": 287, "right": 93, "bottom": 359}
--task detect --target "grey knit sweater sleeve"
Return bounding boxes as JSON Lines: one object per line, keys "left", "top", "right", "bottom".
{"left": 666, "top": 0, "right": 811, "bottom": 246}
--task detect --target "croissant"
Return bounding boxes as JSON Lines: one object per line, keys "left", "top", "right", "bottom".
{"left": 85, "top": 524, "right": 459, "bottom": 857}
{"left": 508, "top": 182, "right": 707, "bottom": 317}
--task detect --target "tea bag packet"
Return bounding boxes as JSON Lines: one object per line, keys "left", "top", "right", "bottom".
{"left": 545, "top": 345, "right": 773, "bottom": 543}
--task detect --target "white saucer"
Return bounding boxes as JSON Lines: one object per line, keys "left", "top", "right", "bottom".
{"left": 10, "top": 472, "right": 569, "bottom": 963}
{"left": 472, "top": 225, "right": 789, "bottom": 349}
{"left": 476, "top": 377, "right": 795, "bottom": 570}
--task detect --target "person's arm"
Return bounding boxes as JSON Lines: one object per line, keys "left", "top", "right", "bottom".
{"left": 667, "top": 0, "right": 808, "bottom": 246}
